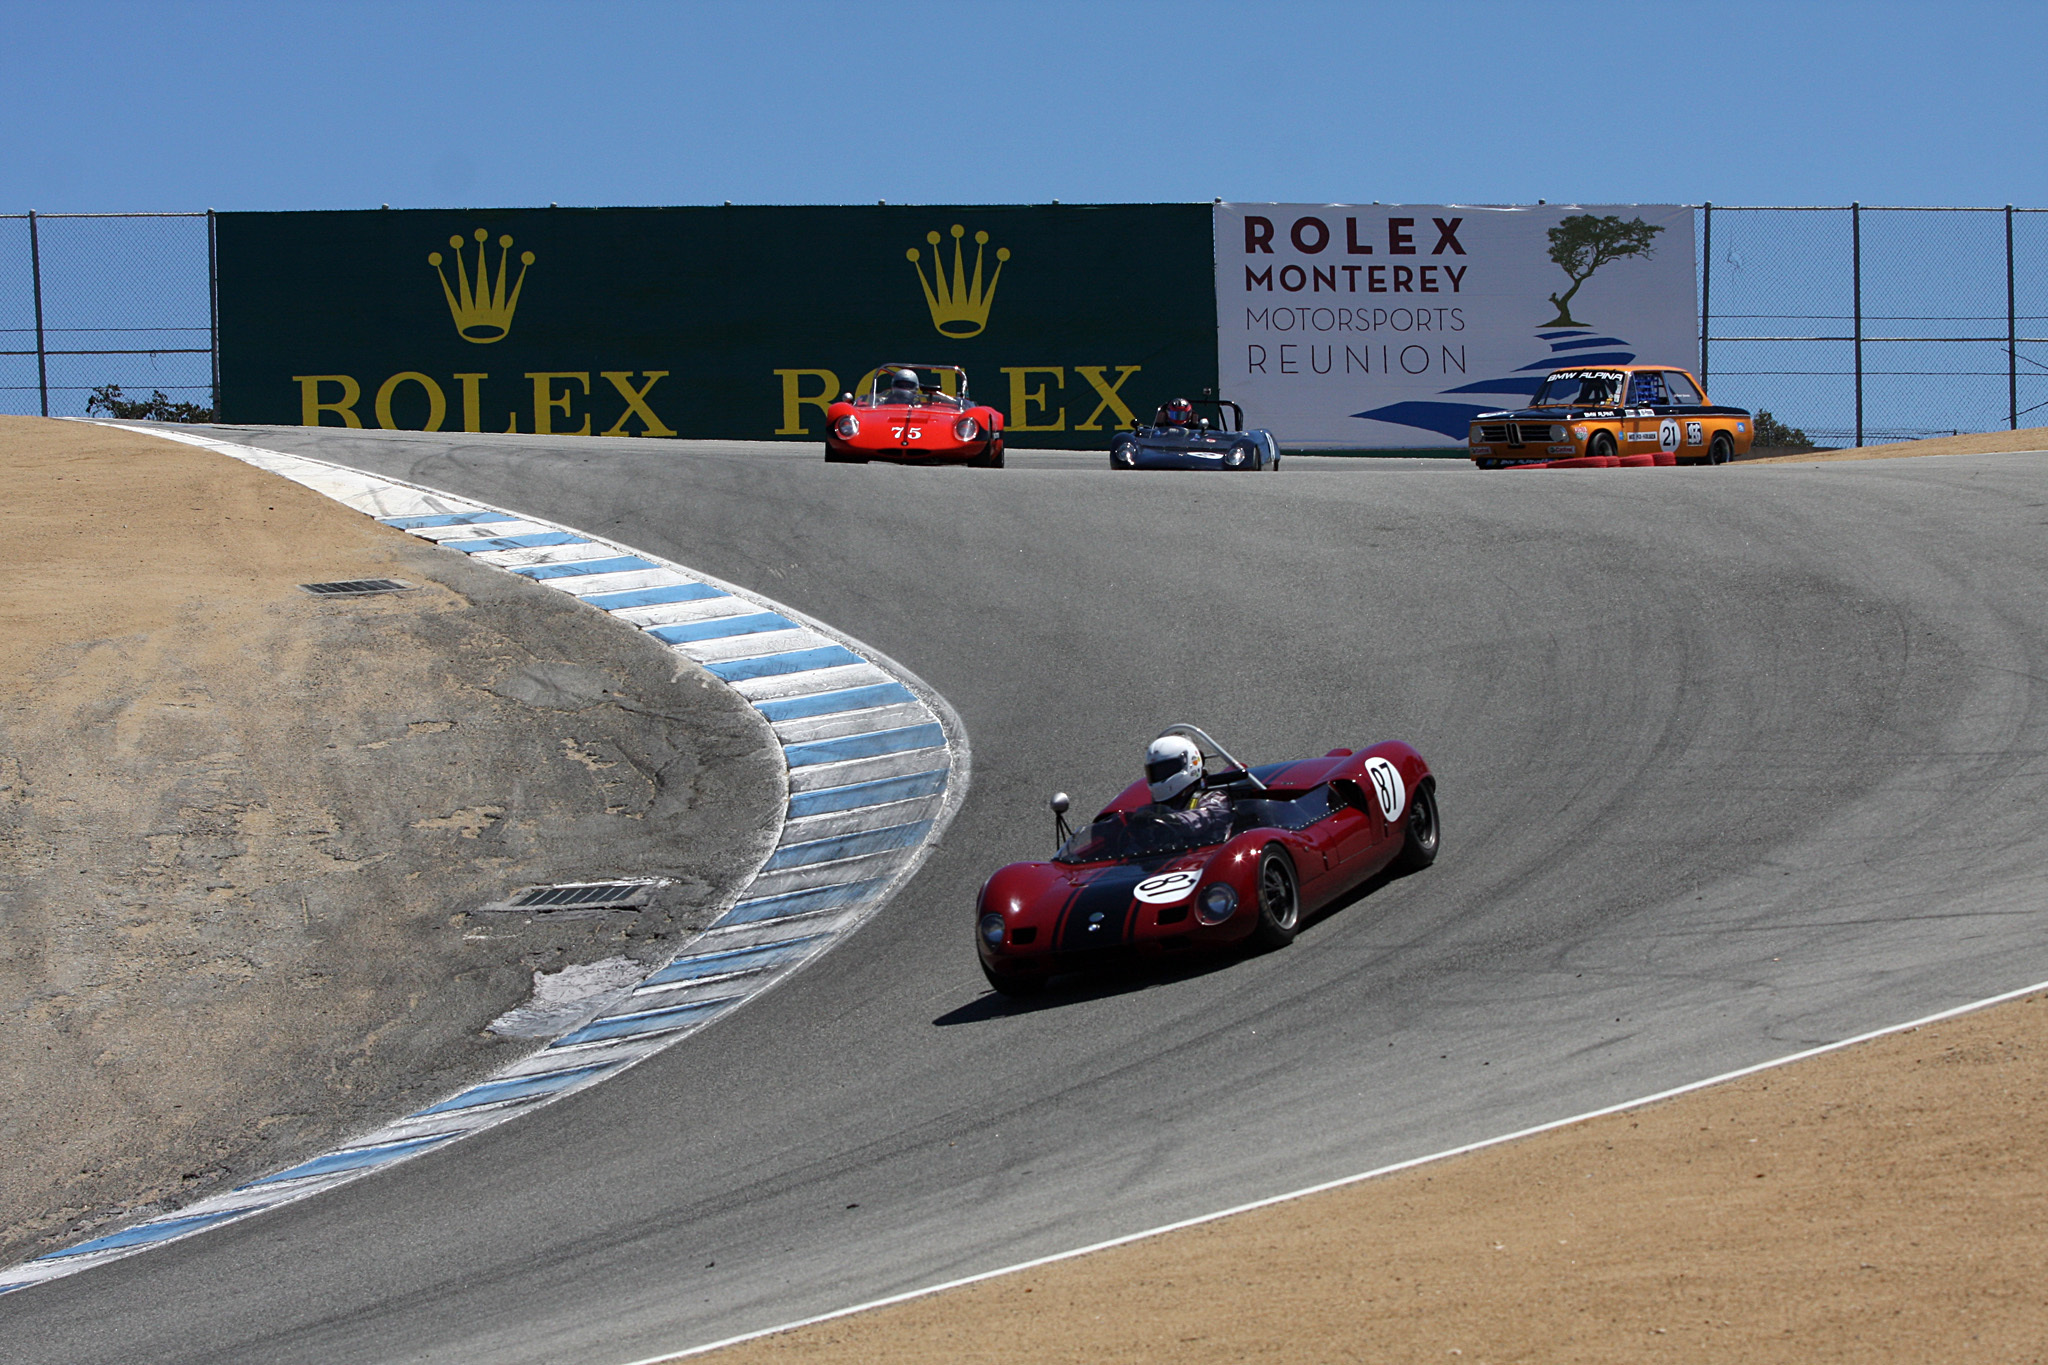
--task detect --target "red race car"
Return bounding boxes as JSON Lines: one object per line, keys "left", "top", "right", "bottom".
{"left": 975, "top": 725, "right": 1438, "bottom": 995}
{"left": 824, "top": 363, "right": 1006, "bottom": 467}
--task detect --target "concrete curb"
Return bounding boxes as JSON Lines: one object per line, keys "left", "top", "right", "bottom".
{"left": 0, "top": 425, "right": 969, "bottom": 1296}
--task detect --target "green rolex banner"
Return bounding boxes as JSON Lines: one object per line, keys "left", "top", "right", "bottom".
{"left": 216, "top": 204, "right": 1217, "bottom": 449}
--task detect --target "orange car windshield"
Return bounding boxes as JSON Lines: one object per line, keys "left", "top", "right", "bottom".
{"left": 1530, "top": 371, "right": 1625, "bottom": 407}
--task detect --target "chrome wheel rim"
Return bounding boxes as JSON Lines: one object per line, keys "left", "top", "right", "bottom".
{"left": 1261, "top": 857, "right": 1298, "bottom": 930}
{"left": 1411, "top": 788, "right": 1438, "bottom": 853}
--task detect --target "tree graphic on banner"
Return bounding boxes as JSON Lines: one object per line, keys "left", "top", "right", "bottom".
{"left": 1542, "top": 214, "right": 1664, "bottom": 326}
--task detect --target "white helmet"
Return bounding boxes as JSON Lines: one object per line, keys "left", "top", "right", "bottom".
{"left": 1145, "top": 733, "right": 1204, "bottom": 803}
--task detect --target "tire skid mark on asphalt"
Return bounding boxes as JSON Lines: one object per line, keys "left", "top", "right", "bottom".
{"left": 0, "top": 424, "right": 969, "bottom": 1298}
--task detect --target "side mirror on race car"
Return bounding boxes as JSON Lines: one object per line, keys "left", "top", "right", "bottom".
{"left": 1051, "top": 792, "right": 1073, "bottom": 849}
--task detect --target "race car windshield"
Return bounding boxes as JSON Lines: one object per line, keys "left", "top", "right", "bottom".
{"left": 1053, "top": 809, "right": 1229, "bottom": 864}
{"left": 861, "top": 373, "right": 967, "bottom": 408}
{"left": 1529, "top": 372, "right": 1625, "bottom": 407}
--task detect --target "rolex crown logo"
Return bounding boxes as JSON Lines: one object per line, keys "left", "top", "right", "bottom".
{"left": 907, "top": 224, "right": 1009, "bottom": 338}
{"left": 429, "top": 228, "right": 535, "bottom": 344}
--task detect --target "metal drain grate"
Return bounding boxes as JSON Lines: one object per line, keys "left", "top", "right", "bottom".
{"left": 513, "top": 883, "right": 647, "bottom": 911}
{"left": 477, "top": 878, "right": 668, "bottom": 918}
{"left": 300, "top": 579, "right": 414, "bottom": 597}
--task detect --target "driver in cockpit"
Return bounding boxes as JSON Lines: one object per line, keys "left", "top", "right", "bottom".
{"left": 885, "top": 368, "right": 922, "bottom": 406}
{"left": 1142, "top": 733, "right": 1233, "bottom": 843}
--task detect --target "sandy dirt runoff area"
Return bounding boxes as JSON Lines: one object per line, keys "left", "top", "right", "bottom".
{"left": 0, "top": 417, "right": 783, "bottom": 1268}
{"left": 693, "top": 428, "right": 2048, "bottom": 1365}
{"left": 706, "top": 991, "right": 2048, "bottom": 1365}
{"left": 1747, "top": 424, "right": 2048, "bottom": 464}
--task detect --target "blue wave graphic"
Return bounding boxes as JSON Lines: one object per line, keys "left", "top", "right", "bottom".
{"left": 1354, "top": 328, "right": 1641, "bottom": 442}
{"left": 1348, "top": 401, "right": 1505, "bottom": 440}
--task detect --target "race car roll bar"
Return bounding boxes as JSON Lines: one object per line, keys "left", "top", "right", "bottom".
{"left": 1158, "top": 723, "right": 1268, "bottom": 791}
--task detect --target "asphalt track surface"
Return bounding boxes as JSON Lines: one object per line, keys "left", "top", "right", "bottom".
{"left": 11, "top": 433, "right": 2047, "bottom": 1364}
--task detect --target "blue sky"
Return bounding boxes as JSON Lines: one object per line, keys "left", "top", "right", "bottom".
{"left": 5, "top": 0, "right": 2044, "bottom": 213}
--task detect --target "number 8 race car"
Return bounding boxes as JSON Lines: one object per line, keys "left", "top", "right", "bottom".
{"left": 824, "top": 363, "right": 1006, "bottom": 467}
{"left": 974, "top": 726, "right": 1438, "bottom": 995}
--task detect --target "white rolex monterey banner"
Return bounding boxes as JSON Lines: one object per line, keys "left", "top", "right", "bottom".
{"left": 1213, "top": 203, "right": 1697, "bottom": 450}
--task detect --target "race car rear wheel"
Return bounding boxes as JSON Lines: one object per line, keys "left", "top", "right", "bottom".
{"left": 981, "top": 960, "right": 1045, "bottom": 997}
{"left": 1249, "top": 845, "right": 1300, "bottom": 950}
{"left": 1709, "top": 432, "right": 1734, "bottom": 465}
{"left": 1388, "top": 779, "right": 1439, "bottom": 874}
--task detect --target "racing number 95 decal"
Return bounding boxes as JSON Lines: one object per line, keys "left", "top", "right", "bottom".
{"left": 1363, "top": 757, "right": 1406, "bottom": 822}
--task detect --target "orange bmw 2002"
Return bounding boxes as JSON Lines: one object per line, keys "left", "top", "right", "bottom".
{"left": 824, "top": 363, "right": 1006, "bottom": 467}
{"left": 1468, "top": 365, "right": 1753, "bottom": 468}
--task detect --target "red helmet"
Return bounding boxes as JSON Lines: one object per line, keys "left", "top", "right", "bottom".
{"left": 1163, "top": 398, "right": 1194, "bottom": 426}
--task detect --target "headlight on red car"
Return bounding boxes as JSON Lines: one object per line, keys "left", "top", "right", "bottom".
{"left": 1195, "top": 883, "right": 1237, "bottom": 925}
{"left": 953, "top": 415, "right": 980, "bottom": 442}
{"left": 835, "top": 414, "right": 860, "bottom": 439}
{"left": 979, "top": 912, "right": 1006, "bottom": 946}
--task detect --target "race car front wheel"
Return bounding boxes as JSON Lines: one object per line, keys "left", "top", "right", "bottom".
{"left": 1249, "top": 845, "right": 1300, "bottom": 950}
{"left": 1388, "top": 779, "right": 1439, "bottom": 875}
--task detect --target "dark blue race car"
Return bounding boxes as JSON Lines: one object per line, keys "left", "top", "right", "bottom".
{"left": 1110, "top": 398, "right": 1280, "bottom": 472}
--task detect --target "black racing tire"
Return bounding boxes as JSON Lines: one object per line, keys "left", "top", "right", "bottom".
{"left": 1248, "top": 845, "right": 1301, "bottom": 950}
{"left": 1587, "top": 431, "right": 1617, "bottom": 462}
{"left": 981, "top": 960, "right": 1045, "bottom": 997}
{"left": 1709, "top": 431, "right": 1734, "bottom": 465}
{"left": 1111, "top": 438, "right": 1138, "bottom": 470}
{"left": 1388, "top": 779, "right": 1440, "bottom": 875}
{"left": 824, "top": 445, "right": 867, "bottom": 464}
{"left": 1477, "top": 458, "right": 1502, "bottom": 470}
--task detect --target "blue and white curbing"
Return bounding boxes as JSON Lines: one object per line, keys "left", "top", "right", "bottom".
{"left": 0, "top": 426, "right": 969, "bottom": 1296}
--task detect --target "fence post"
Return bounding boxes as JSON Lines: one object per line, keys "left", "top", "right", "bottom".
{"left": 1700, "top": 201, "right": 1712, "bottom": 389}
{"left": 208, "top": 209, "right": 221, "bottom": 419}
{"left": 2007, "top": 205, "right": 2018, "bottom": 431}
{"left": 29, "top": 210, "right": 48, "bottom": 417}
{"left": 1851, "top": 202, "right": 1862, "bottom": 448}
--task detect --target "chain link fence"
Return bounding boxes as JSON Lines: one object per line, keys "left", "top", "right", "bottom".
{"left": 3, "top": 206, "right": 2044, "bottom": 446}
{"left": 0, "top": 212, "right": 216, "bottom": 419}
{"left": 1699, "top": 205, "right": 2048, "bottom": 446}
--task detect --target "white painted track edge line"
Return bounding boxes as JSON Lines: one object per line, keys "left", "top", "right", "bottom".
{"left": 624, "top": 973, "right": 2048, "bottom": 1365}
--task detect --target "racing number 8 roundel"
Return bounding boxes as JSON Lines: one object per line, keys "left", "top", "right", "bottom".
{"left": 1133, "top": 870, "right": 1201, "bottom": 904}
{"left": 1362, "top": 757, "right": 1406, "bottom": 823}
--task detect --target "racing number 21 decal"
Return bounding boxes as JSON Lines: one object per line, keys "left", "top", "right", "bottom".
{"left": 1659, "top": 418, "right": 1681, "bottom": 453}
{"left": 1363, "top": 757, "right": 1406, "bottom": 823}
